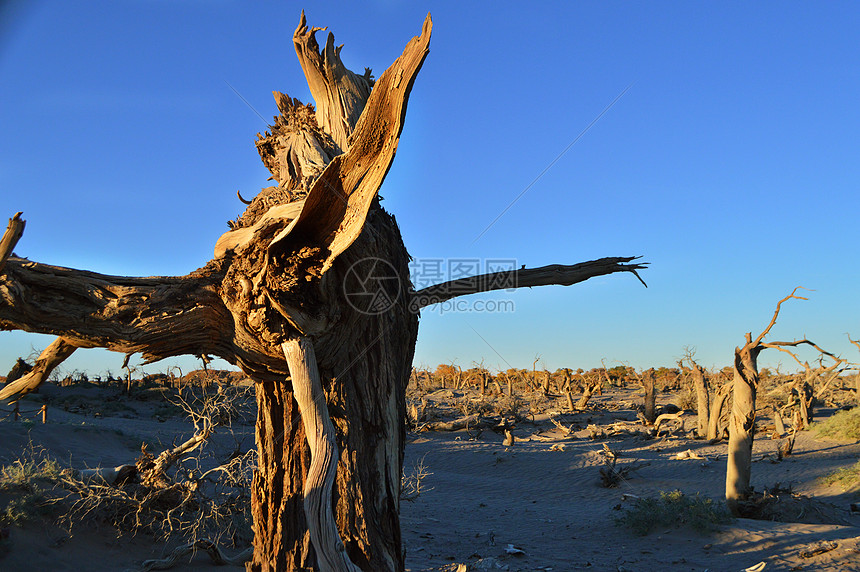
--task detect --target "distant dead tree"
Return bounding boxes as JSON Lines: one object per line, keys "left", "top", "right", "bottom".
{"left": 554, "top": 367, "right": 573, "bottom": 407}
{"left": 468, "top": 359, "right": 490, "bottom": 395}
{"left": 849, "top": 335, "right": 860, "bottom": 404}
{"left": 434, "top": 362, "right": 463, "bottom": 390}
{"left": 0, "top": 13, "right": 648, "bottom": 571}
{"left": 707, "top": 381, "right": 732, "bottom": 441}
{"left": 530, "top": 354, "right": 542, "bottom": 392}
{"left": 786, "top": 348, "right": 846, "bottom": 427}
{"left": 575, "top": 370, "right": 604, "bottom": 410}
{"left": 680, "top": 347, "right": 709, "bottom": 438}
{"left": 496, "top": 370, "right": 512, "bottom": 396}
{"left": 4, "top": 357, "right": 32, "bottom": 386}
{"left": 633, "top": 367, "right": 657, "bottom": 424}
{"left": 725, "top": 287, "right": 831, "bottom": 516}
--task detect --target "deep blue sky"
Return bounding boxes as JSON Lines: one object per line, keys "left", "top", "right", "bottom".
{"left": 1, "top": 1, "right": 858, "bottom": 377}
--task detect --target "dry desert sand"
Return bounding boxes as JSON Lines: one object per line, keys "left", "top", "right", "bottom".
{"left": 0, "top": 378, "right": 858, "bottom": 572}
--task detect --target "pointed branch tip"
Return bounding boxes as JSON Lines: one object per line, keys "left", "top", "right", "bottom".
{"left": 237, "top": 190, "right": 252, "bottom": 205}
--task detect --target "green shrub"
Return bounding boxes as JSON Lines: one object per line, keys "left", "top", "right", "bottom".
{"left": 615, "top": 490, "right": 733, "bottom": 536}
{"left": 0, "top": 457, "right": 62, "bottom": 491}
{"left": 820, "top": 459, "right": 860, "bottom": 493}
{"left": 812, "top": 407, "right": 860, "bottom": 441}
{"left": 0, "top": 492, "right": 54, "bottom": 525}
{"left": 0, "top": 449, "right": 63, "bottom": 526}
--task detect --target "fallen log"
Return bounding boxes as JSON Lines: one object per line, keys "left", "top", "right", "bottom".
{"left": 422, "top": 414, "right": 480, "bottom": 432}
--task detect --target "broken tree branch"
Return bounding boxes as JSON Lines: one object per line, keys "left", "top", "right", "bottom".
{"left": 270, "top": 13, "right": 433, "bottom": 276}
{"left": 751, "top": 286, "right": 808, "bottom": 347}
{"left": 293, "top": 10, "right": 374, "bottom": 151}
{"left": 413, "top": 256, "right": 648, "bottom": 308}
{"left": 761, "top": 338, "right": 839, "bottom": 363}
{"left": 0, "top": 255, "right": 288, "bottom": 380}
{"left": 0, "top": 212, "right": 25, "bottom": 272}
{"left": 282, "top": 336, "right": 361, "bottom": 572}
{"left": 0, "top": 337, "right": 79, "bottom": 401}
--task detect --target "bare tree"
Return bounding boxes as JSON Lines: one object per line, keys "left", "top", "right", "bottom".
{"left": 680, "top": 347, "right": 710, "bottom": 438}
{"left": 706, "top": 380, "right": 732, "bottom": 441}
{"left": 849, "top": 335, "right": 860, "bottom": 404}
{"left": 531, "top": 354, "right": 542, "bottom": 392}
{"left": 724, "top": 288, "right": 829, "bottom": 515}
{"left": 0, "top": 13, "right": 647, "bottom": 571}
{"left": 779, "top": 346, "right": 846, "bottom": 427}
{"left": 575, "top": 370, "right": 604, "bottom": 410}
{"left": 631, "top": 367, "right": 658, "bottom": 424}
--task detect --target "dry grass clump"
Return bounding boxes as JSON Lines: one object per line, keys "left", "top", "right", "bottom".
{"left": 812, "top": 407, "right": 860, "bottom": 440}
{"left": 672, "top": 386, "right": 697, "bottom": 410}
{"left": 493, "top": 393, "right": 526, "bottom": 419}
{"left": 0, "top": 450, "right": 62, "bottom": 490}
{"left": 615, "top": 490, "right": 733, "bottom": 536}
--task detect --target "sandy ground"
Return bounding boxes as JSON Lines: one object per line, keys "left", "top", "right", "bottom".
{"left": 0, "top": 382, "right": 858, "bottom": 571}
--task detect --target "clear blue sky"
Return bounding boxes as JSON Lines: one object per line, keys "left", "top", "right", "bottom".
{"left": 1, "top": 1, "right": 858, "bottom": 377}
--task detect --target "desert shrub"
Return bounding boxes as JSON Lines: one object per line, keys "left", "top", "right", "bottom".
{"left": 494, "top": 393, "right": 525, "bottom": 419}
{"left": 60, "top": 384, "right": 257, "bottom": 548}
{"left": 61, "top": 447, "right": 256, "bottom": 546}
{"left": 1, "top": 492, "right": 56, "bottom": 525}
{"left": 811, "top": 407, "right": 860, "bottom": 440}
{"left": 737, "top": 484, "right": 852, "bottom": 525}
{"left": 820, "top": 459, "right": 860, "bottom": 493}
{"left": 0, "top": 452, "right": 62, "bottom": 491}
{"left": 0, "top": 447, "right": 63, "bottom": 526}
{"left": 459, "top": 396, "right": 494, "bottom": 417}
{"left": 615, "top": 490, "right": 733, "bottom": 536}
{"left": 672, "top": 386, "right": 697, "bottom": 410}
{"left": 401, "top": 454, "right": 433, "bottom": 502}
{"left": 757, "top": 386, "right": 789, "bottom": 408}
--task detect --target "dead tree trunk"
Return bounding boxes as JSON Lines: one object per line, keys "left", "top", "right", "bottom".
{"left": 0, "top": 12, "right": 649, "bottom": 572}
{"left": 575, "top": 373, "right": 602, "bottom": 410}
{"left": 641, "top": 368, "right": 657, "bottom": 424}
{"left": 681, "top": 356, "right": 710, "bottom": 438}
{"left": 795, "top": 382, "right": 812, "bottom": 429}
{"left": 725, "top": 333, "right": 762, "bottom": 515}
{"left": 691, "top": 364, "right": 709, "bottom": 437}
{"left": 0, "top": 338, "right": 78, "bottom": 400}
{"left": 706, "top": 381, "right": 731, "bottom": 441}
{"left": 851, "top": 336, "right": 860, "bottom": 405}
